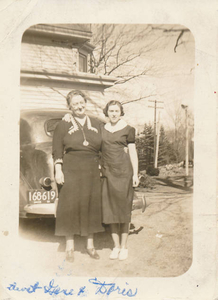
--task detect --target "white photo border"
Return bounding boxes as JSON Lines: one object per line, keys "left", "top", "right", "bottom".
{"left": 0, "top": 1, "right": 217, "bottom": 299}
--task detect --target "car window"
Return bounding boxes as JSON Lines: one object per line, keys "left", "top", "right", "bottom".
{"left": 45, "top": 118, "right": 62, "bottom": 137}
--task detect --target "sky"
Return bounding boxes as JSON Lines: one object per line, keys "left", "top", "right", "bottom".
{"left": 100, "top": 24, "right": 195, "bottom": 131}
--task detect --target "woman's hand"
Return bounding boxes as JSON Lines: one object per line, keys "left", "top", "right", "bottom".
{"left": 132, "top": 174, "right": 139, "bottom": 187}
{"left": 62, "top": 113, "right": 72, "bottom": 123}
{"left": 55, "top": 169, "right": 65, "bottom": 185}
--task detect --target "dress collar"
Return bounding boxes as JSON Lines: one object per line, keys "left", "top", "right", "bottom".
{"left": 75, "top": 115, "right": 87, "bottom": 126}
{"left": 68, "top": 114, "right": 98, "bottom": 134}
{"left": 104, "top": 119, "right": 128, "bottom": 133}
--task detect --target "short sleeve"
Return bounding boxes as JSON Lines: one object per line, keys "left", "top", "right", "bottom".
{"left": 127, "top": 127, "right": 136, "bottom": 144}
{"left": 52, "top": 121, "right": 66, "bottom": 164}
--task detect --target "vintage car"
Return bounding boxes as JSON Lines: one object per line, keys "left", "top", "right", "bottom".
{"left": 19, "top": 109, "right": 146, "bottom": 218}
{"left": 20, "top": 109, "right": 69, "bottom": 218}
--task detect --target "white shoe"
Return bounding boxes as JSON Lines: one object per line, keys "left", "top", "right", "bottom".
{"left": 119, "top": 248, "right": 128, "bottom": 261}
{"left": 109, "top": 248, "right": 120, "bottom": 260}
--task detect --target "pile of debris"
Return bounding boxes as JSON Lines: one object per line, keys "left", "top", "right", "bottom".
{"left": 138, "top": 170, "right": 157, "bottom": 189}
{"left": 158, "top": 163, "right": 185, "bottom": 177}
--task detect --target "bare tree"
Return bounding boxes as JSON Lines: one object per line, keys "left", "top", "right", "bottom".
{"left": 89, "top": 24, "right": 163, "bottom": 85}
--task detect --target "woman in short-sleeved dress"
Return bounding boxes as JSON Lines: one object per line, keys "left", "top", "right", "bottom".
{"left": 52, "top": 90, "right": 104, "bottom": 263}
{"left": 101, "top": 100, "right": 139, "bottom": 261}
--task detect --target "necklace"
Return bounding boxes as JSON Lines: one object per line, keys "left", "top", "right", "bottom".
{"left": 75, "top": 116, "right": 86, "bottom": 126}
{"left": 73, "top": 117, "right": 89, "bottom": 146}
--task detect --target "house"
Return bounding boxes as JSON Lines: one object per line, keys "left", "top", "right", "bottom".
{"left": 20, "top": 24, "right": 116, "bottom": 115}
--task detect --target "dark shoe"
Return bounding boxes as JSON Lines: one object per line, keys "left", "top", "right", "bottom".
{"left": 66, "top": 249, "right": 74, "bottom": 263}
{"left": 86, "top": 248, "right": 100, "bottom": 259}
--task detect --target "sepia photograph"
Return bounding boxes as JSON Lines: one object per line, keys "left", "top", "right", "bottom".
{"left": 18, "top": 23, "right": 194, "bottom": 278}
{"left": 0, "top": 1, "right": 217, "bottom": 300}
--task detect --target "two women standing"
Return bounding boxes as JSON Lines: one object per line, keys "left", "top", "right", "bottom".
{"left": 52, "top": 90, "right": 139, "bottom": 263}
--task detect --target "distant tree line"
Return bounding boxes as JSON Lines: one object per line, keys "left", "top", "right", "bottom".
{"left": 136, "top": 122, "right": 194, "bottom": 171}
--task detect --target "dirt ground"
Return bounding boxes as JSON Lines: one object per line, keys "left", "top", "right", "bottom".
{"left": 15, "top": 176, "right": 193, "bottom": 278}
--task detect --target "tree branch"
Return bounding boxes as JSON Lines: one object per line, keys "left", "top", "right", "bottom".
{"left": 115, "top": 69, "right": 150, "bottom": 85}
{"left": 151, "top": 25, "right": 190, "bottom": 52}
{"left": 174, "top": 30, "right": 184, "bottom": 53}
{"left": 121, "top": 94, "right": 156, "bottom": 105}
{"left": 107, "top": 52, "right": 142, "bottom": 75}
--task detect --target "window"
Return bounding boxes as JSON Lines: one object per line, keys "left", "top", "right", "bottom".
{"left": 45, "top": 118, "right": 62, "bottom": 137}
{"left": 79, "top": 53, "right": 87, "bottom": 72}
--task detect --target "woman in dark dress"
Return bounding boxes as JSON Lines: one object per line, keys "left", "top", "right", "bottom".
{"left": 101, "top": 101, "right": 139, "bottom": 261}
{"left": 52, "top": 90, "right": 104, "bottom": 263}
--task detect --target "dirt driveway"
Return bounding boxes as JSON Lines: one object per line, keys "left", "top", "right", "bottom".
{"left": 16, "top": 179, "right": 193, "bottom": 278}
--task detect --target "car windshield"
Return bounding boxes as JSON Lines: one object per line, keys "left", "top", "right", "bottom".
{"left": 45, "top": 118, "right": 62, "bottom": 137}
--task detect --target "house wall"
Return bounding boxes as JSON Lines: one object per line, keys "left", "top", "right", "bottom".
{"left": 20, "top": 85, "right": 107, "bottom": 117}
{"left": 21, "top": 42, "right": 80, "bottom": 74}
{"left": 20, "top": 24, "right": 115, "bottom": 114}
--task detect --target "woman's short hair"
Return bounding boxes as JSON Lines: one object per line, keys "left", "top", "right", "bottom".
{"left": 103, "top": 100, "right": 125, "bottom": 117}
{"left": 66, "top": 90, "right": 88, "bottom": 107}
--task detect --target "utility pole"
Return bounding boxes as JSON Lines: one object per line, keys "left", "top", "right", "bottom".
{"left": 155, "top": 111, "right": 161, "bottom": 168}
{"left": 181, "top": 104, "right": 189, "bottom": 187}
{"left": 149, "top": 100, "right": 164, "bottom": 167}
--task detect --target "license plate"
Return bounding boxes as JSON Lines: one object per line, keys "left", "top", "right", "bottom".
{"left": 28, "top": 189, "right": 56, "bottom": 204}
